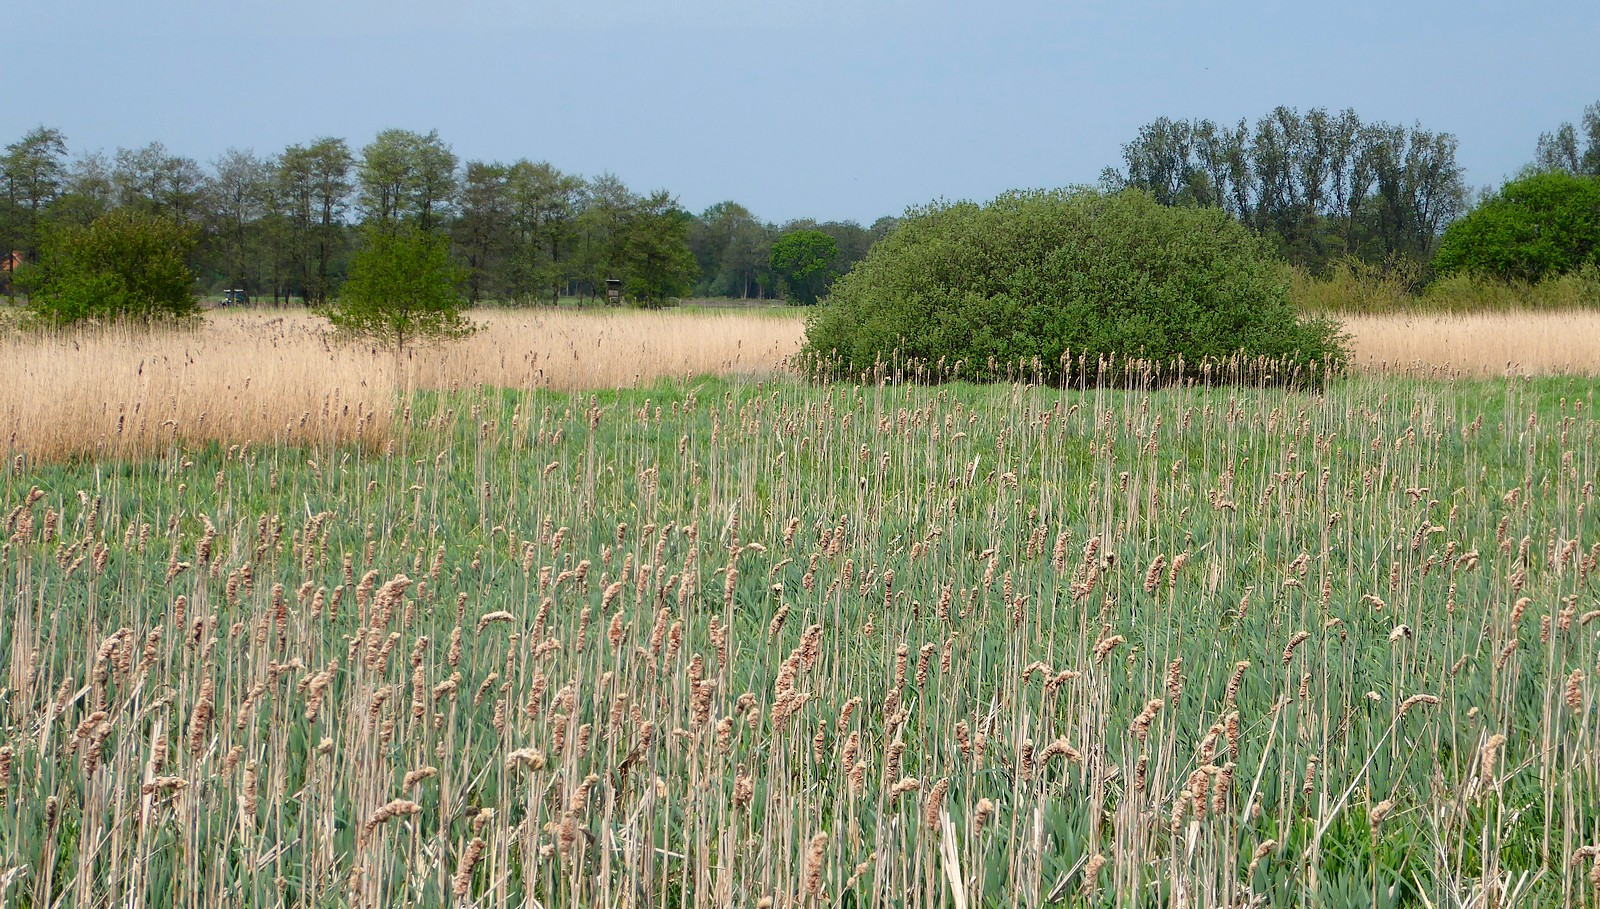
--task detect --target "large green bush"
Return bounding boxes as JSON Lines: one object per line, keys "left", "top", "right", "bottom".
{"left": 19, "top": 209, "right": 199, "bottom": 326}
{"left": 325, "top": 225, "right": 472, "bottom": 355}
{"left": 802, "top": 188, "right": 1346, "bottom": 383}
{"left": 1433, "top": 172, "right": 1600, "bottom": 283}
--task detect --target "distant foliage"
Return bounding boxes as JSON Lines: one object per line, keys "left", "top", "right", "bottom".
{"left": 325, "top": 226, "right": 472, "bottom": 354}
{"left": 769, "top": 230, "right": 839, "bottom": 305}
{"left": 1533, "top": 101, "right": 1600, "bottom": 176}
{"left": 621, "top": 192, "right": 699, "bottom": 307}
{"left": 1433, "top": 172, "right": 1600, "bottom": 283}
{"left": 1109, "top": 107, "right": 1468, "bottom": 273}
{"left": 803, "top": 188, "right": 1348, "bottom": 383}
{"left": 1294, "top": 254, "right": 1600, "bottom": 314}
{"left": 20, "top": 209, "right": 198, "bottom": 326}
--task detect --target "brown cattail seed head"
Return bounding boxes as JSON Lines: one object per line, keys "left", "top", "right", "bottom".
{"left": 923, "top": 777, "right": 950, "bottom": 830}
{"left": 974, "top": 797, "right": 996, "bottom": 833}
{"left": 1481, "top": 733, "right": 1507, "bottom": 783}
{"left": 1282, "top": 631, "right": 1310, "bottom": 667}
{"left": 453, "top": 836, "right": 487, "bottom": 897}
{"left": 804, "top": 832, "right": 828, "bottom": 898}
{"left": 1131, "top": 698, "right": 1162, "bottom": 742}
{"left": 1225, "top": 660, "right": 1250, "bottom": 706}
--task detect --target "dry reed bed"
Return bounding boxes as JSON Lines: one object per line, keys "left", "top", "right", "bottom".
{"left": 0, "top": 309, "right": 807, "bottom": 461}
{"left": 5, "top": 306, "right": 1600, "bottom": 462}
{"left": 1341, "top": 311, "right": 1600, "bottom": 377}
{"left": 1, "top": 375, "right": 1597, "bottom": 907}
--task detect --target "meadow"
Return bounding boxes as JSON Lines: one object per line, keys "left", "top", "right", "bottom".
{"left": 0, "top": 309, "right": 1598, "bottom": 907}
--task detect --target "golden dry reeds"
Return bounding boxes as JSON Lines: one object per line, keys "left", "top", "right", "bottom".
{"left": 8, "top": 305, "right": 1600, "bottom": 462}
{"left": 1341, "top": 310, "right": 1600, "bottom": 376}
{"left": 0, "top": 307, "right": 806, "bottom": 460}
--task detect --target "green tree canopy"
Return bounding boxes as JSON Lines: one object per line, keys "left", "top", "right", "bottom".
{"left": 803, "top": 188, "right": 1347, "bottom": 383}
{"left": 51, "top": 152, "right": 117, "bottom": 229}
{"left": 1433, "top": 172, "right": 1600, "bottom": 283}
{"left": 325, "top": 225, "right": 471, "bottom": 355}
{"left": 20, "top": 209, "right": 199, "bottom": 325}
{"left": 277, "top": 137, "right": 353, "bottom": 304}
{"left": 623, "top": 191, "right": 699, "bottom": 306}
{"left": 208, "top": 148, "right": 273, "bottom": 295}
{"left": 112, "top": 142, "right": 206, "bottom": 223}
{"left": 688, "top": 201, "right": 775, "bottom": 299}
{"left": 357, "top": 129, "right": 459, "bottom": 233}
{"left": 454, "top": 160, "right": 513, "bottom": 304}
{"left": 770, "top": 229, "right": 838, "bottom": 305}
{"left": 2, "top": 126, "right": 70, "bottom": 271}
{"left": 507, "top": 160, "right": 585, "bottom": 304}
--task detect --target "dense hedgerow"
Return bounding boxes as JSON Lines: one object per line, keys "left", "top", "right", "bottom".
{"left": 802, "top": 188, "right": 1348, "bottom": 383}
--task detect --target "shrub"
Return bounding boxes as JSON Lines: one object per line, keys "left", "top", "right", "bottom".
{"left": 1421, "top": 266, "right": 1600, "bottom": 312}
{"left": 802, "top": 188, "right": 1347, "bottom": 383}
{"left": 325, "top": 226, "right": 472, "bottom": 355}
{"left": 19, "top": 210, "right": 199, "bottom": 326}
{"left": 1433, "top": 172, "right": 1600, "bottom": 283}
{"left": 1293, "top": 261, "right": 1600, "bottom": 314}
{"left": 1290, "top": 256, "right": 1423, "bottom": 314}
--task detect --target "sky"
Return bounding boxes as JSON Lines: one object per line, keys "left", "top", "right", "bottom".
{"left": 6, "top": 0, "right": 1597, "bottom": 225}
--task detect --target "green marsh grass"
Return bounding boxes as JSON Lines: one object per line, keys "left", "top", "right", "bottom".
{"left": 0, "top": 371, "right": 1596, "bottom": 907}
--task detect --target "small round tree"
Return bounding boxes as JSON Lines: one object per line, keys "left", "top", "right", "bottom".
{"left": 802, "top": 188, "right": 1346, "bottom": 383}
{"left": 1433, "top": 172, "right": 1600, "bottom": 283}
{"left": 20, "top": 210, "right": 199, "bottom": 326}
{"left": 325, "top": 226, "right": 472, "bottom": 356}
{"left": 770, "top": 230, "right": 838, "bottom": 305}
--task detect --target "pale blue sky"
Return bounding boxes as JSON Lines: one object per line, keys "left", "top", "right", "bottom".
{"left": 7, "top": 0, "right": 1597, "bottom": 224}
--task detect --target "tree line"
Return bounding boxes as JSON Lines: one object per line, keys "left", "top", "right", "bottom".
{"left": 0, "top": 126, "right": 896, "bottom": 306}
{"left": 1104, "top": 106, "right": 1470, "bottom": 274}
{"left": 4, "top": 103, "right": 1595, "bottom": 308}
{"left": 1106, "top": 101, "right": 1600, "bottom": 280}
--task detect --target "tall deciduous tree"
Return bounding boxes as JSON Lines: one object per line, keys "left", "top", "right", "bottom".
{"left": 278, "top": 138, "right": 352, "bottom": 304}
{"left": 624, "top": 191, "right": 698, "bottom": 306}
{"left": 208, "top": 149, "right": 272, "bottom": 297}
{"left": 2, "top": 126, "right": 70, "bottom": 278}
{"left": 770, "top": 229, "right": 838, "bottom": 305}
{"left": 690, "top": 201, "right": 774, "bottom": 298}
{"left": 816, "top": 221, "right": 873, "bottom": 275}
{"left": 1534, "top": 102, "right": 1600, "bottom": 176}
{"left": 508, "top": 161, "right": 585, "bottom": 304}
{"left": 454, "top": 161, "right": 513, "bottom": 304}
{"left": 51, "top": 152, "right": 117, "bottom": 228}
{"left": 112, "top": 142, "right": 207, "bottom": 223}
{"left": 576, "top": 173, "right": 637, "bottom": 300}
{"left": 715, "top": 215, "right": 776, "bottom": 299}
{"left": 1113, "top": 107, "right": 1467, "bottom": 272}
{"left": 357, "top": 129, "right": 459, "bottom": 233}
